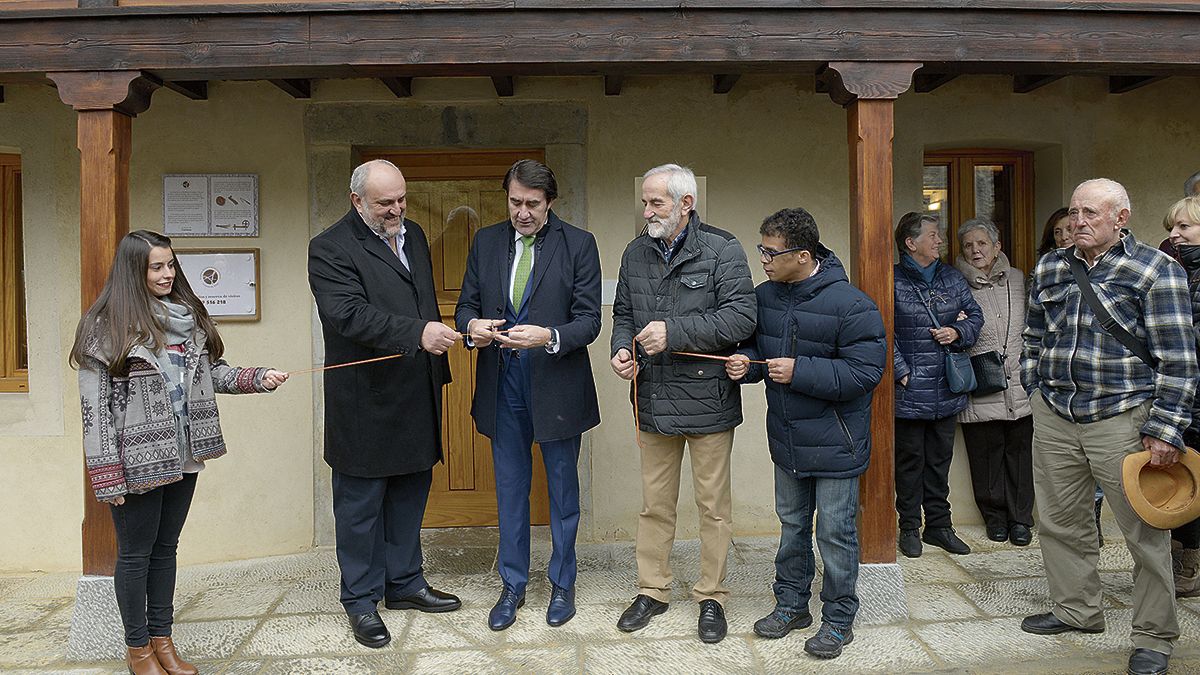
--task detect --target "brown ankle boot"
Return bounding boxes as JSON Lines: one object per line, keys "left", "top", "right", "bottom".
{"left": 126, "top": 644, "right": 168, "bottom": 675}
{"left": 149, "top": 636, "right": 198, "bottom": 675}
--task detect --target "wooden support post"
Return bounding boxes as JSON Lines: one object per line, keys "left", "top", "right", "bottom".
{"left": 820, "top": 61, "right": 919, "bottom": 565}
{"left": 47, "top": 70, "right": 159, "bottom": 577}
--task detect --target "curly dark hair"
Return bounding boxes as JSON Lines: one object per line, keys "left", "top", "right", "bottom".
{"left": 760, "top": 207, "right": 820, "bottom": 252}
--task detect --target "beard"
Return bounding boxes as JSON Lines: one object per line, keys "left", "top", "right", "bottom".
{"left": 358, "top": 206, "right": 404, "bottom": 237}
{"left": 647, "top": 204, "right": 684, "bottom": 240}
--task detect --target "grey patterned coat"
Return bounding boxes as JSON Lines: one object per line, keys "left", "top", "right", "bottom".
{"left": 78, "top": 324, "right": 272, "bottom": 500}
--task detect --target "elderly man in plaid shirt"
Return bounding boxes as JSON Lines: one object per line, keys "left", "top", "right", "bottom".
{"left": 1020, "top": 178, "right": 1198, "bottom": 675}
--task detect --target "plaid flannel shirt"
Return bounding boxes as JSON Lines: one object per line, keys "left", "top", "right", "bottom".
{"left": 1021, "top": 230, "right": 1198, "bottom": 449}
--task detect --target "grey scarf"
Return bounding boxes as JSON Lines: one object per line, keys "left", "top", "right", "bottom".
{"left": 153, "top": 299, "right": 203, "bottom": 472}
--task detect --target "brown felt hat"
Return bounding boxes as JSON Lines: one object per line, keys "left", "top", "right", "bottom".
{"left": 1121, "top": 449, "right": 1200, "bottom": 530}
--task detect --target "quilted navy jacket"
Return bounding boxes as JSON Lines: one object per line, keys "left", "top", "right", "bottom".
{"left": 893, "top": 255, "right": 984, "bottom": 420}
{"left": 736, "top": 250, "right": 886, "bottom": 478}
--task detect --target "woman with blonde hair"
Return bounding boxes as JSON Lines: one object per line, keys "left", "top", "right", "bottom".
{"left": 1162, "top": 196, "right": 1200, "bottom": 597}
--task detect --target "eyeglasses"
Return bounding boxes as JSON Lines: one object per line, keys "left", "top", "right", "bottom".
{"left": 756, "top": 244, "right": 807, "bottom": 260}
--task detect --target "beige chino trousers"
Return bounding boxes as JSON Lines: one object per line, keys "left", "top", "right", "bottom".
{"left": 635, "top": 429, "right": 735, "bottom": 605}
{"left": 1031, "top": 392, "right": 1178, "bottom": 654}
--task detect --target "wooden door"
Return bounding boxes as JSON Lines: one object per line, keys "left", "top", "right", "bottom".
{"left": 923, "top": 149, "right": 1036, "bottom": 273}
{"left": 362, "top": 150, "right": 550, "bottom": 528}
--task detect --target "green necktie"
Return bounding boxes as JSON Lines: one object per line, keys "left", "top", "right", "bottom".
{"left": 512, "top": 235, "right": 536, "bottom": 311}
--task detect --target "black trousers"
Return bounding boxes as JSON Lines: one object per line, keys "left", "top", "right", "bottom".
{"left": 960, "top": 416, "right": 1035, "bottom": 528}
{"left": 109, "top": 473, "right": 198, "bottom": 647}
{"left": 332, "top": 469, "right": 432, "bottom": 615}
{"left": 1173, "top": 518, "right": 1200, "bottom": 549}
{"left": 894, "top": 416, "right": 957, "bottom": 531}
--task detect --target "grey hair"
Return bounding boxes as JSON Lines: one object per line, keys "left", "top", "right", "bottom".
{"left": 643, "top": 164, "right": 699, "bottom": 209}
{"left": 1186, "top": 170, "right": 1200, "bottom": 197}
{"left": 957, "top": 218, "right": 1001, "bottom": 247}
{"left": 1075, "top": 178, "right": 1131, "bottom": 215}
{"left": 350, "top": 159, "right": 400, "bottom": 196}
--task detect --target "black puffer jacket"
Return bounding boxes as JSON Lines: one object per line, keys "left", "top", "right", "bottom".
{"left": 611, "top": 212, "right": 757, "bottom": 435}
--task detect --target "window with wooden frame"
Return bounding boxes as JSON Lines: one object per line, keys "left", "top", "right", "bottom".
{"left": 922, "top": 149, "right": 1036, "bottom": 274}
{"left": 1, "top": 153, "right": 26, "bottom": 392}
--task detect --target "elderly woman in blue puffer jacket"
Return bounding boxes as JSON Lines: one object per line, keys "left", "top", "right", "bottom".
{"left": 893, "top": 212, "right": 984, "bottom": 559}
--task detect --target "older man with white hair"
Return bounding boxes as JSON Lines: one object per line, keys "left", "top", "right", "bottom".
{"left": 1021, "top": 178, "right": 1198, "bottom": 675}
{"left": 610, "top": 164, "right": 756, "bottom": 643}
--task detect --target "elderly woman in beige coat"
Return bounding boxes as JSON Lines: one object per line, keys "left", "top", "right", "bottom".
{"left": 955, "top": 218, "right": 1035, "bottom": 547}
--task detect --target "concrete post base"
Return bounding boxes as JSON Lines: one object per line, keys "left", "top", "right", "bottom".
{"left": 66, "top": 575, "right": 125, "bottom": 661}
{"left": 856, "top": 562, "right": 909, "bottom": 624}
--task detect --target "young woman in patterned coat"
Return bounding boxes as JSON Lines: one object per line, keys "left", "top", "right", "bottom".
{"left": 70, "top": 230, "right": 286, "bottom": 675}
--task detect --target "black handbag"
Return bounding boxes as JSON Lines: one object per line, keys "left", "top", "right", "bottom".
{"left": 917, "top": 286, "right": 977, "bottom": 394}
{"left": 969, "top": 281, "right": 1011, "bottom": 397}
{"left": 970, "top": 351, "right": 1007, "bottom": 397}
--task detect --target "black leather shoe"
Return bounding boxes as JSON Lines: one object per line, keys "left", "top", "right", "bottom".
{"left": 986, "top": 524, "right": 1009, "bottom": 542}
{"left": 546, "top": 584, "right": 576, "bottom": 627}
{"left": 899, "top": 529, "right": 922, "bottom": 558}
{"left": 384, "top": 586, "right": 461, "bottom": 613}
{"left": 697, "top": 599, "right": 727, "bottom": 644}
{"left": 617, "top": 594, "right": 668, "bottom": 632}
{"left": 922, "top": 527, "right": 971, "bottom": 555}
{"left": 1020, "top": 612, "right": 1104, "bottom": 635}
{"left": 1009, "top": 523, "right": 1032, "bottom": 547}
{"left": 348, "top": 611, "right": 390, "bottom": 648}
{"left": 488, "top": 588, "right": 525, "bottom": 631}
{"left": 1127, "top": 648, "right": 1169, "bottom": 675}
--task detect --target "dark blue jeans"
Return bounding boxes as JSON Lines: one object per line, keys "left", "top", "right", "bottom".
{"left": 109, "top": 473, "right": 197, "bottom": 647}
{"left": 772, "top": 464, "right": 860, "bottom": 629}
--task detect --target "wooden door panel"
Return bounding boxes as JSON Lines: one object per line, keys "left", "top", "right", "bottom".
{"left": 377, "top": 159, "right": 549, "bottom": 529}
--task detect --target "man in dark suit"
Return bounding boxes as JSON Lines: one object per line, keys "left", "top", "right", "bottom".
{"left": 455, "top": 159, "right": 602, "bottom": 631}
{"left": 308, "top": 159, "right": 463, "bottom": 649}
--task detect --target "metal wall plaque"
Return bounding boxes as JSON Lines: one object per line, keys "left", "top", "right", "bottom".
{"left": 163, "top": 174, "right": 259, "bottom": 237}
{"left": 175, "top": 248, "right": 261, "bottom": 321}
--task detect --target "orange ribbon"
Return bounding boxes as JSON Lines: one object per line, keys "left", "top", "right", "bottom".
{"left": 287, "top": 352, "right": 406, "bottom": 376}
{"left": 671, "top": 351, "right": 767, "bottom": 365}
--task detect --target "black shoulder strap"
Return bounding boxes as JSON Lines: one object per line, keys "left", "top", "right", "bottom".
{"left": 1066, "top": 251, "right": 1156, "bottom": 367}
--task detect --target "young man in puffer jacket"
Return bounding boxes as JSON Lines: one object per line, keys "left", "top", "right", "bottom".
{"left": 727, "top": 207, "right": 886, "bottom": 660}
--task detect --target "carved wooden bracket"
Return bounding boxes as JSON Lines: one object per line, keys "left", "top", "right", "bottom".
{"left": 817, "top": 61, "right": 921, "bottom": 107}
{"left": 47, "top": 71, "right": 161, "bottom": 116}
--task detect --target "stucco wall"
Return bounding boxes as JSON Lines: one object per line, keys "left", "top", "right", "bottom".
{"left": 2, "top": 72, "right": 1198, "bottom": 571}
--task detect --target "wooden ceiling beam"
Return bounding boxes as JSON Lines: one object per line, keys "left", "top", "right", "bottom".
{"left": 162, "top": 80, "right": 207, "bottom": 100}
{"left": 712, "top": 73, "right": 740, "bottom": 94}
{"left": 380, "top": 76, "right": 413, "bottom": 97}
{"left": 1012, "top": 74, "right": 1063, "bottom": 93}
{"left": 5, "top": 9, "right": 1200, "bottom": 78}
{"left": 491, "top": 75, "right": 514, "bottom": 97}
{"left": 604, "top": 74, "right": 622, "bottom": 96}
{"left": 913, "top": 72, "right": 957, "bottom": 93}
{"left": 1109, "top": 75, "right": 1166, "bottom": 94}
{"left": 269, "top": 78, "right": 311, "bottom": 98}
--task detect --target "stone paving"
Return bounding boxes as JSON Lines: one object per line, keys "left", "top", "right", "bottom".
{"left": 4, "top": 524, "right": 1200, "bottom": 674}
